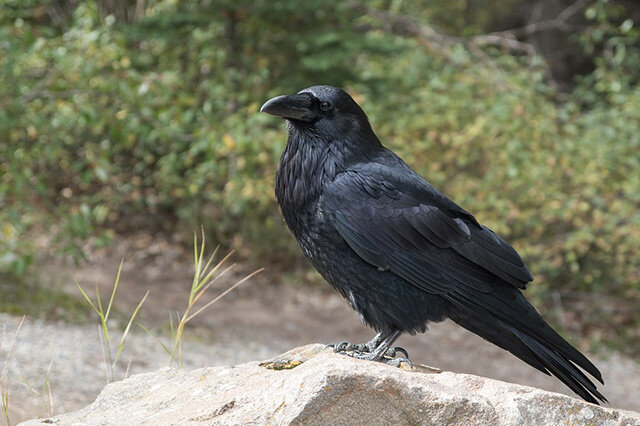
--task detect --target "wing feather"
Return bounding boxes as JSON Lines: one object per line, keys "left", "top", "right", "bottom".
{"left": 326, "top": 169, "right": 532, "bottom": 289}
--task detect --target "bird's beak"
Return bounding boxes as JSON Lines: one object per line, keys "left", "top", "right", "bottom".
{"left": 260, "top": 93, "right": 316, "bottom": 122}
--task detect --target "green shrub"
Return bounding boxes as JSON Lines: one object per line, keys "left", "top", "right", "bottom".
{"left": 0, "top": 0, "right": 638, "bottom": 307}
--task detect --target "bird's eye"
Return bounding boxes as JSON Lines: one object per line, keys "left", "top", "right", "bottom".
{"left": 319, "top": 101, "right": 332, "bottom": 112}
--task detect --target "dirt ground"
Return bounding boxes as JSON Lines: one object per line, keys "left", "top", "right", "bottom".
{"left": 2, "top": 234, "right": 640, "bottom": 423}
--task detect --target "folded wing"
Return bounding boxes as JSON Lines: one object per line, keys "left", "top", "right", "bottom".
{"left": 320, "top": 166, "right": 605, "bottom": 403}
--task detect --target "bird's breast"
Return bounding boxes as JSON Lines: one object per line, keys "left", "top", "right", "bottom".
{"left": 275, "top": 141, "right": 338, "bottom": 236}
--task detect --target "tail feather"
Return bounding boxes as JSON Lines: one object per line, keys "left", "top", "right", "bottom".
{"left": 451, "top": 287, "right": 603, "bottom": 384}
{"left": 449, "top": 306, "right": 606, "bottom": 404}
{"left": 509, "top": 327, "right": 607, "bottom": 404}
{"left": 448, "top": 308, "right": 549, "bottom": 375}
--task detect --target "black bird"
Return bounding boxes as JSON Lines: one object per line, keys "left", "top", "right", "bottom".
{"left": 261, "top": 85, "right": 606, "bottom": 404}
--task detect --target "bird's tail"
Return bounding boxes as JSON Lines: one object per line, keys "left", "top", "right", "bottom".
{"left": 448, "top": 303, "right": 606, "bottom": 404}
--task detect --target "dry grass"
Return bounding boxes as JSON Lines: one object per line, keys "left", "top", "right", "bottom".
{"left": 1, "top": 316, "right": 25, "bottom": 426}
{"left": 140, "top": 230, "right": 262, "bottom": 368}
{"left": 76, "top": 261, "right": 149, "bottom": 383}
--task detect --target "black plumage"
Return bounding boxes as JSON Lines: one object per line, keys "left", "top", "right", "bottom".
{"left": 261, "top": 85, "right": 606, "bottom": 404}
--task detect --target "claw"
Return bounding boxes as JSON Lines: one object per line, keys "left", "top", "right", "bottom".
{"left": 384, "top": 356, "right": 413, "bottom": 368}
{"left": 379, "top": 345, "right": 409, "bottom": 359}
{"left": 387, "top": 346, "right": 409, "bottom": 358}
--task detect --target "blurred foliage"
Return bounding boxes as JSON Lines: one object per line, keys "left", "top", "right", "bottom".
{"left": 576, "top": 0, "right": 640, "bottom": 103}
{"left": 0, "top": 273, "right": 89, "bottom": 322}
{"left": 0, "top": 0, "right": 639, "bottom": 325}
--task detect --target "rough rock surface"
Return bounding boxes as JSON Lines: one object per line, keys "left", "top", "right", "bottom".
{"left": 20, "top": 345, "right": 640, "bottom": 426}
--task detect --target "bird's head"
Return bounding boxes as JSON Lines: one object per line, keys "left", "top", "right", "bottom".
{"left": 260, "top": 85, "right": 376, "bottom": 142}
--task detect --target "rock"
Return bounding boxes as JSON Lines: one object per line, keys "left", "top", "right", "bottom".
{"left": 20, "top": 344, "right": 640, "bottom": 426}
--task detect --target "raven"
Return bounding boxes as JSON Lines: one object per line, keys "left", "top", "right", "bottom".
{"left": 261, "top": 85, "right": 606, "bottom": 404}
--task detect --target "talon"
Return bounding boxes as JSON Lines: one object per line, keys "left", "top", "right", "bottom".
{"left": 385, "top": 357, "right": 413, "bottom": 368}
{"left": 381, "top": 345, "right": 408, "bottom": 358}
{"left": 390, "top": 346, "right": 409, "bottom": 358}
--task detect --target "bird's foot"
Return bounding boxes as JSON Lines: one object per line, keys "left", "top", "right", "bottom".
{"left": 325, "top": 341, "right": 412, "bottom": 368}
{"left": 325, "top": 341, "right": 371, "bottom": 353}
{"left": 346, "top": 348, "right": 413, "bottom": 368}
{"left": 325, "top": 341, "right": 408, "bottom": 357}
{"left": 382, "top": 355, "right": 413, "bottom": 368}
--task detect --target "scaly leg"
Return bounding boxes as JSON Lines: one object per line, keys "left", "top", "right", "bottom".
{"left": 326, "top": 330, "right": 412, "bottom": 367}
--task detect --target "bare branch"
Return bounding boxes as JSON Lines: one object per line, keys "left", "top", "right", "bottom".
{"left": 348, "top": 2, "right": 568, "bottom": 88}
{"left": 349, "top": 3, "right": 534, "bottom": 89}
{"left": 486, "top": 0, "right": 589, "bottom": 39}
{"left": 354, "top": 4, "right": 460, "bottom": 60}
{"left": 557, "top": 0, "right": 589, "bottom": 23}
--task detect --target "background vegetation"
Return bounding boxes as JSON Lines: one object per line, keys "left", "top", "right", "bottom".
{"left": 1, "top": 0, "right": 639, "bottom": 352}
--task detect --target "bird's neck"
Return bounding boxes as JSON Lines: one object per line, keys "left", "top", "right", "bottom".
{"left": 275, "top": 124, "right": 384, "bottom": 233}
{"left": 275, "top": 131, "right": 338, "bottom": 218}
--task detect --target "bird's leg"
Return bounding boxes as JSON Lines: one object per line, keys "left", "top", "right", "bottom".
{"left": 370, "top": 330, "right": 402, "bottom": 359}
{"left": 358, "top": 330, "right": 413, "bottom": 367}
{"left": 361, "top": 331, "right": 385, "bottom": 352}
{"left": 357, "top": 331, "right": 410, "bottom": 359}
{"left": 326, "top": 330, "right": 412, "bottom": 367}
{"left": 353, "top": 330, "right": 413, "bottom": 367}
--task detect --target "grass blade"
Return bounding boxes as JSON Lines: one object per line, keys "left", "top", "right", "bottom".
{"left": 114, "top": 291, "right": 149, "bottom": 366}
{"left": 137, "top": 323, "right": 171, "bottom": 356}
{"left": 1, "top": 316, "right": 26, "bottom": 426}
{"left": 105, "top": 259, "right": 124, "bottom": 321}
{"left": 75, "top": 282, "right": 99, "bottom": 315}
{"left": 186, "top": 268, "right": 263, "bottom": 322}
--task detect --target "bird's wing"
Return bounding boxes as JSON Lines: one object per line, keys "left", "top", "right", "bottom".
{"left": 320, "top": 165, "right": 605, "bottom": 403}
{"left": 322, "top": 165, "right": 546, "bottom": 335}
{"left": 319, "top": 163, "right": 604, "bottom": 394}
{"left": 322, "top": 165, "right": 533, "bottom": 293}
